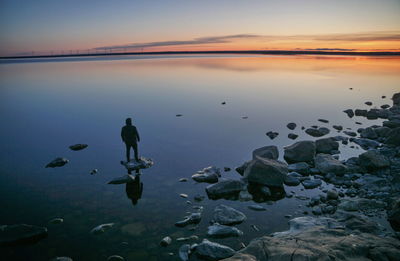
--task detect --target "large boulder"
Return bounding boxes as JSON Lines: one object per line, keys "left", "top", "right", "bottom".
{"left": 252, "top": 146, "right": 278, "bottom": 160}
{"left": 222, "top": 217, "right": 400, "bottom": 261}
{"left": 315, "top": 137, "right": 339, "bottom": 154}
{"left": 206, "top": 179, "right": 246, "bottom": 200}
{"left": 392, "top": 92, "right": 400, "bottom": 106}
{"left": 192, "top": 166, "right": 220, "bottom": 183}
{"left": 213, "top": 205, "right": 246, "bottom": 225}
{"left": 284, "top": 141, "right": 316, "bottom": 164}
{"left": 315, "top": 153, "right": 347, "bottom": 175}
{"left": 196, "top": 239, "right": 235, "bottom": 261}
{"left": 0, "top": 224, "right": 48, "bottom": 246}
{"left": 305, "top": 127, "right": 330, "bottom": 137}
{"left": 243, "top": 158, "right": 288, "bottom": 187}
{"left": 358, "top": 150, "right": 390, "bottom": 171}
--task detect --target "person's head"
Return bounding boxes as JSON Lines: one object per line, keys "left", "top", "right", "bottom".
{"left": 125, "top": 118, "right": 132, "bottom": 125}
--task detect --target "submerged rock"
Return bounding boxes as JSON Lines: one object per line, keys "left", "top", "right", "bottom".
{"left": 69, "top": 144, "right": 88, "bottom": 151}
{"left": 121, "top": 157, "right": 154, "bottom": 171}
{"left": 90, "top": 223, "right": 114, "bottom": 235}
{"left": 206, "top": 179, "right": 246, "bottom": 200}
{"left": 192, "top": 167, "right": 219, "bottom": 183}
{"left": 195, "top": 239, "right": 235, "bottom": 261}
{"left": 207, "top": 223, "right": 243, "bottom": 238}
{"left": 284, "top": 141, "right": 316, "bottom": 164}
{"left": 108, "top": 175, "right": 135, "bottom": 184}
{"left": 213, "top": 205, "right": 246, "bottom": 225}
{"left": 0, "top": 224, "right": 48, "bottom": 246}
{"left": 244, "top": 158, "right": 288, "bottom": 187}
{"left": 175, "top": 213, "right": 202, "bottom": 227}
{"left": 252, "top": 146, "right": 279, "bottom": 160}
{"left": 45, "top": 157, "right": 69, "bottom": 168}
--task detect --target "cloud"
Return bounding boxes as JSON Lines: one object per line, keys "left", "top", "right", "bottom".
{"left": 93, "top": 31, "right": 400, "bottom": 50}
{"left": 94, "top": 34, "right": 261, "bottom": 50}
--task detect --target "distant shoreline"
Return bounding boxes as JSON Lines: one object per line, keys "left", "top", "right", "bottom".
{"left": 1, "top": 50, "right": 400, "bottom": 60}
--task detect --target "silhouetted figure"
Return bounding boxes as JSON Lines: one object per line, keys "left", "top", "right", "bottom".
{"left": 121, "top": 118, "right": 140, "bottom": 162}
{"left": 126, "top": 173, "right": 143, "bottom": 206}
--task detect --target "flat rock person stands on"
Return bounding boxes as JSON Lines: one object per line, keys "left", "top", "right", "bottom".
{"left": 121, "top": 118, "right": 140, "bottom": 162}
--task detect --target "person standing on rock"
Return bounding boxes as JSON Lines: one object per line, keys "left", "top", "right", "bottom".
{"left": 121, "top": 118, "right": 140, "bottom": 162}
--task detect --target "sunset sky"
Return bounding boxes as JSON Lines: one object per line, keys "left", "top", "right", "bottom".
{"left": 1, "top": 0, "right": 400, "bottom": 56}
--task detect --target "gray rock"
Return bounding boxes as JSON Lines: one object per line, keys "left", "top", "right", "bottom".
{"left": 388, "top": 198, "right": 400, "bottom": 231}
{"left": 195, "top": 239, "right": 235, "bottom": 261}
{"left": 343, "top": 130, "right": 357, "bottom": 137}
{"left": 248, "top": 205, "right": 266, "bottom": 211}
{"left": 287, "top": 122, "right": 297, "bottom": 130}
{"left": 288, "top": 133, "right": 298, "bottom": 140}
{"left": 235, "top": 161, "right": 250, "bottom": 176}
{"left": 244, "top": 158, "right": 287, "bottom": 187}
{"left": 332, "top": 125, "right": 343, "bottom": 131}
{"left": 179, "top": 244, "right": 191, "bottom": 261}
{"left": 50, "top": 258, "right": 73, "bottom": 261}
{"left": 252, "top": 146, "right": 278, "bottom": 160}
{"left": 0, "top": 224, "right": 48, "bottom": 246}
{"left": 355, "top": 109, "right": 368, "bottom": 116}
{"left": 284, "top": 175, "right": 300, "bottom": 186}
{"left": 358, "top": 150, "right": 390, "bottom": 170}
{"left": 365, "top": 101, "right": 373, "bottom": 106}
{"left": 318, "top": 119, "right": 329, "bottom": 123}
{"left": 338, "top": 198, "right": 386, "bottom": 212}
{"left": 351, "top": 138, "right": 380, "bottom": 149}
{"left": 49, "top": 218, "right": 63, "bottom": 225}
{"left": 288, "top": 162, "right": 309, "bottom": 175}
{"left": 160, "top": 236, "right": 172, "bottom": 247}
{"left": 326, "top": 190, "right": 338, "bottom": 200}
{"left": 45, "top": 157, "right": 69, "bottom": 168}
{"left": 107, "top": 255, "right": 125, "bottom": 261}
{"left": 284, "top": 141, "right": 316, "bottom": 164}
{"left": 192, "top": 166, "right": 220, "bottom": 183}
{"left": 392, "top": 92, "right": 400, "bottom": 106}
{"left": 375, "top": 126, "right": 391, "bottom": 137}
{"left": 69, "top": 144, "right": 88, "bottom": 151}
{"left": 206, "top": 179, "right": 246, "bottom": 200}
{"left": 175, "top": 213, "right": 202, "bottom": 227}
{"left": 207, "top": 224, "right": 243, "bottom": 238}
{"left": 238, "top": 190, "right": 253, "bottom": 201}
{"left": 305, "top": 127, "right": 330, "bottom": 137}
{"left": 385, "top": 127, "right": 400, "bottom": 146}
{"left": 302, "top": 179, "right": 322, "bottom": 189}
{"left": 213, "top": 205, "right": 246, "bottom": 225}
{"left": 121, "top": 157, "right": 154, "bottom": 171}
{"left": 260, "top": 186, "right": 271, "bottom": 197}
{"left": 316, "top": 137, "right": 339, "bottom": 154}
{"left": 315, "top": 153, "right": 347, "bottom": 175}
{"left": 360, "top": 127, "right": 378, "bottom": 139}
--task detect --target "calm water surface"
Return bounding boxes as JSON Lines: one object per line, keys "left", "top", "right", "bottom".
{"left": 0, "top": 55, "right": 399, "bottom": 260}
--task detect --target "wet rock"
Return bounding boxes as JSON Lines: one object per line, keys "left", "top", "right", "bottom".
{"left": 192, "top": 166, "right": 220, "bottom": 183}
{"left": 287, "top": 122, "right": 297, "bottom": 130}
{"left": 108, "top": 175, "right": 135, "bottom": 184}
{"left": 351, "top": 138, "right": 380, "bottom": 149}
{"left": 195, "top": 239, "right": 235, "bottom": 261}
{"left": 355, "top": 109, "right": 368, "bottom": 116}
{"left": 50, "top": 257, "right": 73, "bottom": 261}
{"left": 178, "top": 244, "right": 191, "bottom": 261}
{"left": 288, "top": 133, "right": 298, "bottom": 140}
{"left": 179, "top": 178, "right": 188, "bottom": 182}
{"left": 315, "top": 153, "right": 347, "bottom": 175}
{"left": 177, "top": 235, "right": 199, "bottom": 241}
{"left": 381, "top": 104, "right": 390, "bottom": 109}
{"left": 244, "top": 158, "right": 287, "bottom": 187}
{"left": 392, "top": 92, "right": 400, "bottom": 106}
{"left": 326, "top": 190, "right": 339, "bottom": 200}
{"left": 318, "top": 119, "right": 329, "bottom": 123}
{"left": 235, "top": 161, "right": 250, "bottom": 176}
{"left": 121, "top": 157, "right": 154, "bottom": 171}
{"left": 266, "top": 131, "right": 279, "bottom": 140}
{"left": 224, "top": 167, "right": 231, "bottom": 172}
{"left": 206, "top": 179, "right": 246, "bottom": 200}
{"left": 343, "top": 130, "right": 357, "bottom": 137}
{"left": 175, "top": 213, "right": 202, "bottom": 227}
{"left": 343, "top": 109, "right": 354, "bottom": 118}
{"left": 180, "top": 194, "right": 188, "bottom": 198}
{"left": 288, "top": 162, "right": 309, "bottom": 175}
{"left": 45, "top": 157, "right": 69, "bottom": 168}
{"left": 383, "top": 120, "right": 400, "bottom": 129}
{"left": 284, "top": 174, "right": 301, "bottom": 186}
{"left": 69, "top": 144, "right": 88, "bottom": 151}
{"left": 238, "top": 190, "right": 253, "bottom": 201}
{"left": 338, "top": 198, "right": 386, "bottom": 212}
{"left": 284, "top": 141, "right": 316, "bottom": 164}
{"left": 160, "top": 236, "right": 172, "bottom": 247}
{"left": 365, "top": 101, "right": 373, "bottom": 106}
{"left": 90, "top": 223, "right": 114, "bottom": 235}
{"left": 385, "top": 127, "right": 400, "bottom": 146}
{"left": 248, "top": 205, "right": 266, "bottom": 211}
{"left": 252, "top": 146, "right": 278, "bottom": 160}
{"left": 194, "top": 195, "right": 205, "bottom": 202}
{"left": 358, "top": 150, "right": 390, "bottom": 171}
{"left": 207, "top": 223, "right": 243, "bottom": 238}
{"left": 301, "top": 179, "right": 322, "bottom": 189}
{"left": 90, "top": 169, "right": 98, "bottom": 175}
{"left": 49, "top": 218, "right": 63, "bottom": 225}
{"left": 360, "top": 127, "right": 378, "bottom": 139}
{"left": 305, "top": 127, "right": 330, "bottom": 137}
{"left": 176, "top": 114, "right": 183, "bottom": 117}
{"left": 107, "top": 255, "right": 125, "bottom": 261}
{"left": 260, "top": 186, "right": 271, "bottom": 197}
{"left": 213, "top": 205, "right": 246, "bottom": 225}
{"left": 375, "top": 126, "right": 391, "bottom": 137}
{"left": 332, "top": 125, "right": 343, "bottom": 131}
{"left": 315, "top": 137, "right": 339, "bottom": 154}
{"left": 0, "top": 224, "right": 48, "bottom": 246}
{"left": 388, "top": 198, "right": 400, "bottom": 231}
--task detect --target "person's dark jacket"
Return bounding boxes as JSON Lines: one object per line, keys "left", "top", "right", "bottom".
{"left": 121, "top": 125, "right": 140, "bottom": 144}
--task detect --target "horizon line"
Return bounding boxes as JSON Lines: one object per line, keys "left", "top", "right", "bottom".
{"left": 1, "top": 49, "right": 400, "bottom": 60}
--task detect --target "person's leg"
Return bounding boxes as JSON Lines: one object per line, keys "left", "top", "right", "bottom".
{"left": 133, "top": 143, "right": 139, "bottom": 161}
{"left": 125, "top": 143, "right": 131, "bottom": 162}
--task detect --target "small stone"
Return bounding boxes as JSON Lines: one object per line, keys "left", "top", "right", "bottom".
{"left": 248, "top": 205, "right": 267, "bottom": 211}
{"left": 287, "top": 123, "right": 297, "bottom": 130}
{"left": 45, "top": 157, "right": 69, "bottom": 168}
{"left": 69, "top": 144, "right": 88, "bottom": 151}
{"left": 266, "top": 131, "right": 279, "bottom": 140}
{"left": 107, "top": 255, "right": 125, "bottom": 261}
{"left": 179, "top": 178, "right": 188, "bottom": 182}
{"left": 180, "top": 194, "right": 188, "bottom": 198}
{"left": 288, "top": 133, "right": 298, "bottom": 140}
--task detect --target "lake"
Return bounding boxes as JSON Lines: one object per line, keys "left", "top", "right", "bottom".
{"left": 0, "top": 54, "right": 399, "bottom": 260}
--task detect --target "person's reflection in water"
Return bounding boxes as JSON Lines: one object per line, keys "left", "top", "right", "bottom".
{"left": 126, "top": 171, "right": 143, "bottom": 206}
{"left": 121, "top": 117, "right": 140, "bottom": 162}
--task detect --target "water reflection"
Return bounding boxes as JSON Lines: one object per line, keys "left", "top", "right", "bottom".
{"left": 125, "top": 172, "right": 143, "bottom": 206}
